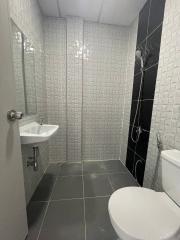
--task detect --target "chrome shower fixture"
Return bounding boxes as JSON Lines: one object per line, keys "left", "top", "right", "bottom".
{"left": 135, "top": 49, "right": 144, "bottom": 69}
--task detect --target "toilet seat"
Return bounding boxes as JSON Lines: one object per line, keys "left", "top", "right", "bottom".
{"left": 108, "top": 187, "right": 180, "bottom": 240}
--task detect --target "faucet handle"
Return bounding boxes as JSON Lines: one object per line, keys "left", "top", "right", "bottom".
{"left": 39, "top": 118, "right": 44, "bottom": 125}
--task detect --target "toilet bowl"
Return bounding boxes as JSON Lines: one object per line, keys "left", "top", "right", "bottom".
{"left": 108, "top": 150, "right": 180, "bottom": 240}
{"left": 108, "top": 187, "right": 180, "bottom": 240}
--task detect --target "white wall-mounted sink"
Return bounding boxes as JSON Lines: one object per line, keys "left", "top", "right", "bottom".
{"left": 19, "top": 122, "right": 59, "bottom": 145}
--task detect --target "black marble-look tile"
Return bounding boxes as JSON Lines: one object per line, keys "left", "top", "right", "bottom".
{"left": 51, "top": 176, "right": 83, "bottom": 200}
{"left": 136, "top": 130, "right": 150, "bottom": 160}
{"left": 148, "top": 0, "right": 166, "bottom": 35}
{"left": 85, "top": 197, "right": 117, "bottom": 240}
{"left": 132, "top": 73, "right": 142, "bottom": 100}
{"left": 59, "top": 162, "right": 82, "bottom": 176}
{"left": 31, "top": 174, "right": 56, "bottom": 201}
{"left": 137, "top": 0, "right": 151, "bottom": 44}
{"left": 126, "top": 148, "right": 135, "bottom": 173}
{"left": 142, "top": 64, "right": 158, "bottom": 100}
{"left": 146, "top": 25, "right": 162, "bottom": 68}
{"left": 128, "top": 126, "right": 137, "bottom": 152}
{"left": 133, "top": 155, "right": 146, "bottom": 186}
{"left": 38, "top": 200, "right": 84, "bottom": 240}
{"left": 139, "top": 100, "right": 153, "bottom": 131}
{"left": 108, "top": 172, "right": 138, "bottom": 191}
{"left": 84, "top": 174, "right": 112, "bottom": 197}
{"left": 130, "top": 100, "right": 141, "bottom": 126}
{"left": 26, "top": 201, "right": 48, "bottom": 240}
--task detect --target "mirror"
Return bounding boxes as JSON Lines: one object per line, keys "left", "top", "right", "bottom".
{"left": 11, "top": 21, "right": 37, "bottom": 115}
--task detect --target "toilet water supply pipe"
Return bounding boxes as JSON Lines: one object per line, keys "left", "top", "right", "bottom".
{"left": 151, "top": 132, "right": 163, "bottom": 189}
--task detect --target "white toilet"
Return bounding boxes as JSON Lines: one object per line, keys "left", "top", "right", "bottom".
{"left": 108, "top": 149, "right": 180, "bottom": 240}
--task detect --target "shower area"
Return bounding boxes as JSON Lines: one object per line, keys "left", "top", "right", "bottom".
{"left": 45, "top": 18, "right": 138, "bottom": 167}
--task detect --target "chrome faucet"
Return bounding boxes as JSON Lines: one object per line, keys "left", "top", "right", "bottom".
{"left": 40, "top": 118, "right": 44, "bottom": 125}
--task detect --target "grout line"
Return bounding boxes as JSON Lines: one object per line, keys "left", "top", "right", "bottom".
{"left": 36, "top": 201, "right": 50, "bottom": 240}
{"left": 32, "top": 195, "right": 113, "bottom": 204}
{"left": 137, "top": 21, "right": 163, "bottom": 47}
{"left": 82, "top": 162, "right": 87, "bottom": 240}
{"left": 65, "top": 19, "right": 68, "bottom": 163}
{"left": 81, "top": 20, "right": 84, "bottom": 164}
{"left": 36, "top": 172, "right": 59, "bottom": 240}
{"left": 132, "top": 99, "right": 154, "bottom": 102}
{"left": 56, "top": 0, "right": 61, "bottom": 17}
{"left": 55, "top": 171, "right": 127, "bottom": 178}
{"left": 58, "top": 174, "right": 83, "bottom": 178}
{"left": 85, "top": 195, "right": 111, "bottom": 199}
{"left": 50, "top": 197, "right": 84, "bottom": 201}
{"left": 107, "top": 175, "right": 115, "bottom": 192}
{"left": 83, "top": 171, "right": 126, "bottom": 176}
{"left": 97, "top": 0, "right": 105, "bottom": 23}
{"left": 83, "top": 159, "right": 119, "bottom": 162}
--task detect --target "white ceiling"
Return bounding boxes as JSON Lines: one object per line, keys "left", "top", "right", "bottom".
{"left": 38, "top": 0, "right": 147, "bottom": 26}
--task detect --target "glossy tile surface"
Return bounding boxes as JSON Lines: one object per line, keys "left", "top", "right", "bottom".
{"left": 51, "top": 176, "right": 83, "bottom": 200}
{"left": 109, "top": 172, "right": 138, "bottom": 190}
{"left": 126, "top": 0, "right": 165, "bottom": 185}
{"left": 85, "top": 197, "right": 117, "bottom": 240}
{"left": 59, "top": 162, "right": 82, "bottom": 176}
{"left": 27, "top": 161, "right": 137, "bottom": 239}
{"left": 31, "top": 174, "right": 56, "bottom": 201}
{"left": 38, "top": 200, "right": 84, "bottom": 240}
{"left": 84, "top": 174, "right": 112, "bottom": 197}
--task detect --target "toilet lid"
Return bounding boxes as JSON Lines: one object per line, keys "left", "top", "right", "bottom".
{"left": 108, "top": 187, "right": 180, "bottom": 240}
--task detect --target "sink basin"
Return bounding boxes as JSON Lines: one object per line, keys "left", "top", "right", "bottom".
{"left": 19, "top": 122, "right": 59, "bottom": 145}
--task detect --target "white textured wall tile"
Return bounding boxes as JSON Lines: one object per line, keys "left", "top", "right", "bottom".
{"left": 44, "top": 17, "right": 137, "bottom": 164}
{"left": 44, "top": 18, "right": 67, "bottom": 163}
{"left": 67, "top": 17, "right": 83, "bottom": 162}
{"left": 83, "top": 21, "right": 130, "bottom": 161}
{"left": 144, "top": 0, "right": 180, "bottom": 189}
{"left": 120, "top": 18, "right": 138, "bottom": 164}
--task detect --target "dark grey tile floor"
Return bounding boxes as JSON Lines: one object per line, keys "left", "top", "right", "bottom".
{"left": 26, "top": 160, "right": 138, "bottom": 240}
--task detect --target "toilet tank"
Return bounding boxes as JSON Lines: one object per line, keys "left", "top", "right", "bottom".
{"left": 161, "top": 149, "right": 180, "bottom": 206}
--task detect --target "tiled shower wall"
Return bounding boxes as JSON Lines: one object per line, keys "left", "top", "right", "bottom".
{"left": 83, "top": 22, "right": 130, "bottom": 161}
{"left": 126, "top": 0, "right": 166, "bottom": 186}
{"left": 144, "top": 0, "right": 180, "bottom": 189}
{"left": 9, "top": 0, "right": 48, "bottom": 203}
{"left": 44, "top": 17, "right": 138, "bottom": 163}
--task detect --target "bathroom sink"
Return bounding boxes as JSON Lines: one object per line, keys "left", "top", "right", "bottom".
{"left": 19, "top": 122, "right": 59, "bottom": 145}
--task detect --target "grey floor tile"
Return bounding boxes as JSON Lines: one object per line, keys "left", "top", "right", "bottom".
{"left": 84, "top": 174, "right": 112, "bottom": 197}
{"left": 59, "top": 162, "right": 82, "bottom": 176}
{"left": 45, "top": 163, "right": 61, "bottom": 176}
{"left": 83, "top": 161, "right": 107, "bottom": 174}
{"left": 38, "top": 200, "right": 84, "bottom": 240}
{"left": 83, "top": 160, "right": 127, "bottom": 175}
{"left": 26, "top": 201, "right": 48, "bottom": 240}
{"left": 31, "top": 174, "right": 56, "bottom": 201}
{"left": 51, "top": 176, "right": 83, "bottom": 200}
{"left": 109, "top": 172, "right": 139, "bottom": 191}
{"left": 102, "top": 160, "right": 127, "bottom": 173}
{"left": 85, "top": 197, "right": 118, "bottom": 240}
